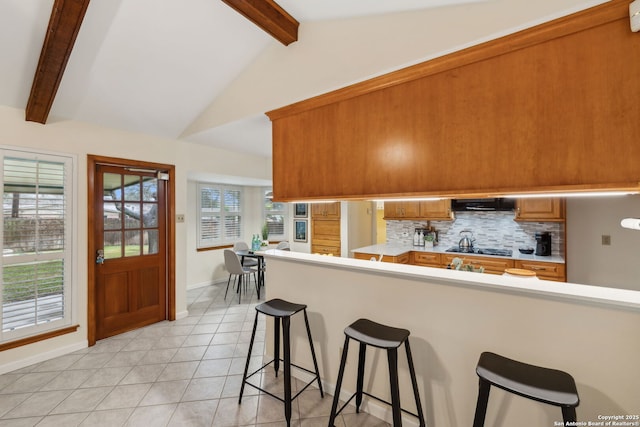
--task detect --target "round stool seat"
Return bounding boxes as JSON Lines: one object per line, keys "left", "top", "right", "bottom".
{"left": 240, "top": 298, "right": 323, "bottom": 427}
{"left": 476, "top": 352, "right": 579, "bottom": 407}
{"left": 256, "top": 298, "right": 306, "bottom": 318}
{"left": 345, "top": 318, "right": 410, "bottom": 349}
{"left": 329, "top": 318, "right": 426, "bottom": 426}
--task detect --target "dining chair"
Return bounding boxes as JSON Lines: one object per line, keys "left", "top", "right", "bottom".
{"left": 233, "top": 241, "right": 259, "bottom": 267}
{"left": 276, "top": 241, "right": 290, "bottom": 251}
{"left": 224, "top": 249, "right": 258, "bottom": 303}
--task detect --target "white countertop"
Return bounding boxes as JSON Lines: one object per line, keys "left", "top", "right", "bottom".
{"left": 352, "top": 243, "right": 565, "bottom": 263}
{"left": 263, "top": 249, "right": 639, "bottom": 310}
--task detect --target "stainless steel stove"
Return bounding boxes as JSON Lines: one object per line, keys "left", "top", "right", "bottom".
{"left": 445, "top": 247, "right": 513, "bottom": 257}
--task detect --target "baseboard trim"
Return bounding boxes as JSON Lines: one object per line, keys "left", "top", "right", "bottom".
{"left": 0, "top": 340, "right": 88, "bottom": 375}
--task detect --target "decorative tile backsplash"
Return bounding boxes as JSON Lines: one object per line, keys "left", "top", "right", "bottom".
{"left": 386, "top": 211, "right": 564, "bottom": 255}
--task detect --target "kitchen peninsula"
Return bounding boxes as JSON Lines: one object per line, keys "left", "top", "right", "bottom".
{"left": 352, "top": 243, "right": 566, "bottom": 281}
{"left": 263, "top": 250, "right": 640, "bottom": 426}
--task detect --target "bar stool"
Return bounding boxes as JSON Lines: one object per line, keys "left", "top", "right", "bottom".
{"left": 239, "top": 298, "right": 323, "bottom": 426}
{"left": 473, "top": 351, "right": 580, "bottom": 427}
{"left": 328, "top": 318, "right": 426, "bottom": 427}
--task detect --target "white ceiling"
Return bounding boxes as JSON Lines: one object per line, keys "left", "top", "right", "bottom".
{"left": 1, "top": 0, "right": 604, "bottom": 164}
{"left": 0, "top": 0, "right": 487, "bottom": 161}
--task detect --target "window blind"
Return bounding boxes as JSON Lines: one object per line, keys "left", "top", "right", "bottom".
{"left": 263, "top": 188, "right": 286, "bottom": 240}
{"left": 1, "top": 151, "right": 73, "bottom": 342}
{"left": 197, "top": 184, "right": 242, "bottom": 247}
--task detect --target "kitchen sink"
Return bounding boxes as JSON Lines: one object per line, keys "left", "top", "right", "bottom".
{"left": 446, "top": 247, "right": 513, "bottom": 257}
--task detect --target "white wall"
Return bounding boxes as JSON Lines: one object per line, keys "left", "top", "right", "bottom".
{"left": 345, "top": 201, "right": 375, "bottom": 257}
{"left": 185, "top": 0, "right": 607, "bottom": 134}
{"left": 567, "top": 195, "right": 640, "bottom": 290}
{"left": 0, "top": 105, "right": 270, "bottom": 371}
{"left": 266, "top": 254, "right": 640, "bottom": 427}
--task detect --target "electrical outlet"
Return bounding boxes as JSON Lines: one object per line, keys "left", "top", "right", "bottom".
{"left": 176, "top": 214, "right": 185, "bottom": 223}
{"left": 601, "top": 235, "right": 611, "bottom": 246}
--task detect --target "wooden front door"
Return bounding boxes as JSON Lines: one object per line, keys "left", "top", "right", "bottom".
{"left": 88, "top": 156, "right": 175, "bottom": 344}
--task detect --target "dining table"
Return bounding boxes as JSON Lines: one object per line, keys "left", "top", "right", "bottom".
{"left": 234, "top": 249, "right": 266, "bottom": 299}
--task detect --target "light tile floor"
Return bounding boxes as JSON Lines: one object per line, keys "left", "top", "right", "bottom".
{"left": 0, "top": 282, "right": 390, "bottom": 426}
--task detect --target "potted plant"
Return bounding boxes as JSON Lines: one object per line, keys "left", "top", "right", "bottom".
{"left": 424, "top": 233, "right": 435, "bottom": 249}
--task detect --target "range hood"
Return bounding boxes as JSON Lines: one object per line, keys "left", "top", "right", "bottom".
{"left": 451, "top": 198, "right": 516, "bottom": 212}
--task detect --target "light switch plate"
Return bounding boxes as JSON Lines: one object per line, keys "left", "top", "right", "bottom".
{"left": 176, "top": 214, "right": 185, "bottom": 223}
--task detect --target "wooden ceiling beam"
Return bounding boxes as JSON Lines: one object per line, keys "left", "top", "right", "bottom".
{"left": 26, "top": 0, "right": 90, "bottom": 124}
{"left": 222, "top": 0, "right": 299, "bottom": 46}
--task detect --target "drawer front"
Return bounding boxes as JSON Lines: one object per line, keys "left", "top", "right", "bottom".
{"left": 442, "top": 254, "right": 514, "bottom": 275}
{"left": 353, "top": 252, "right": 378, "bottom": 261}
{"left": 412, "top": 252, "right": 441, "bottom": 267}
{"left": 312, "top": 244, "right": 341, "bottom": 256}
{"left": 514, "top": 260, "right": 566, "bottom": 281}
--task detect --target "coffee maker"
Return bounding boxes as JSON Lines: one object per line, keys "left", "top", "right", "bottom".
{"left": 535, "top": 232, "right": 552, "bottom": 256}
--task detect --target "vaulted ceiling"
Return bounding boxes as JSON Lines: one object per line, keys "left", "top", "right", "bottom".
{"left": 1, "top": 0, "right": 606, "bottom": 159}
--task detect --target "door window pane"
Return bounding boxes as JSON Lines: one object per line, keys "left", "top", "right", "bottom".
{"left": 144, "top": 230, "right": 159, "bottom": 255}
{"left": 124, "top": 230, "right": 141, "bottom": 256}
{"left": 104, "top": 203, "right": 122, "bottom": 230}
{"left": 124, "top": 175, "right": 141, "bottom": 201}
{"left": 104, "top": 232, "right": 122, "bottom": 259}
{"left": 103, "top": 173, "right": 121, "bottom": 201}
{"left": 124, "top": 204, "right": 141, "bottom": 228}
{"left": 142, "top": 177, "right": 157, "bottom": 201}
{"left": 142, "top": 203, "right": 158, "bottom": 228}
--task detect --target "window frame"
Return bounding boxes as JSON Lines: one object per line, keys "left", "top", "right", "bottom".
{"left": 196, "top": 183, "right": 243, "bottom": 248}
{"left": 262, "top": 188, "right": 287, "bottom": 242}
{"left": 0, "top": 147, "right": 76, "bottom": 345}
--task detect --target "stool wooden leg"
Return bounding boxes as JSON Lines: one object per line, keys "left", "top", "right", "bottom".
{"left": 283, "top": 316, "right": 292, "bottom": 427}
{"left": 404, "top": 341, "right": 426, "bottom": 427}
{"left": 274, "top": 317, "right": 281, "bottom": 377}
{"left": 387, "top": 348, "right": 402, "bottom": 426}
{"left": 303, "top": 310, "right": 324, "bottom": 397}
{"left": 239, "top": 311, "right": 259, "bottom": 404}
{"left": 473, "top": 378, "right": 491, "bottom": 427}
{"left": 328, "top": 336, "right": 350, "bottom": 427}
{"left": 562, "top": 406, "right": 577, "bottom": 423}
{"left": 355, "top": 342, "right": 366, "bottom": 413}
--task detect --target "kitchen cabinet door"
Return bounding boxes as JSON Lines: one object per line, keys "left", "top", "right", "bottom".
{"left": 441, "top": 254, "right": 514, "bottom": 275}
{"left": 383, "top": 201, "right": 420, "bottom": 219}
{"left": 311, "top": 217, "right": 341, "bottom": 256}
{"left": 412, "top": 251, "right": 441, "bottom": 267}
{"left": 311, "top": 202, "right": 341, "bottom": 219}
{"left": 515, "top": 198, "right": 565, "bottom": 221}
{"left": 354, "top": 252, "right": 410, "bottom": 264}
{"left": 514, "top": 260, "right": 566, "bottom": 282}
{"left": 419, "top": 200, "right": 453, "bottom": 220}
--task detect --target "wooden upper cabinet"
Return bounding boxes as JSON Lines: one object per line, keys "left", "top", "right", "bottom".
{"left": 384, "top": 200, "right": 452, "bottom": 220}
{"left": 267, "top": 2, "right": 640, "bottom": 201}
{"left": 419, "top": 200, "right": 453, "bottom": 220}
{"left": 383, "top": 201, "right": 420, "bottom": 219}
{"left": 515, "top": 198, "right": 565, "bottom": 222}
{"left": 311, "top": 202, "right": 340, "bottom": 219}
